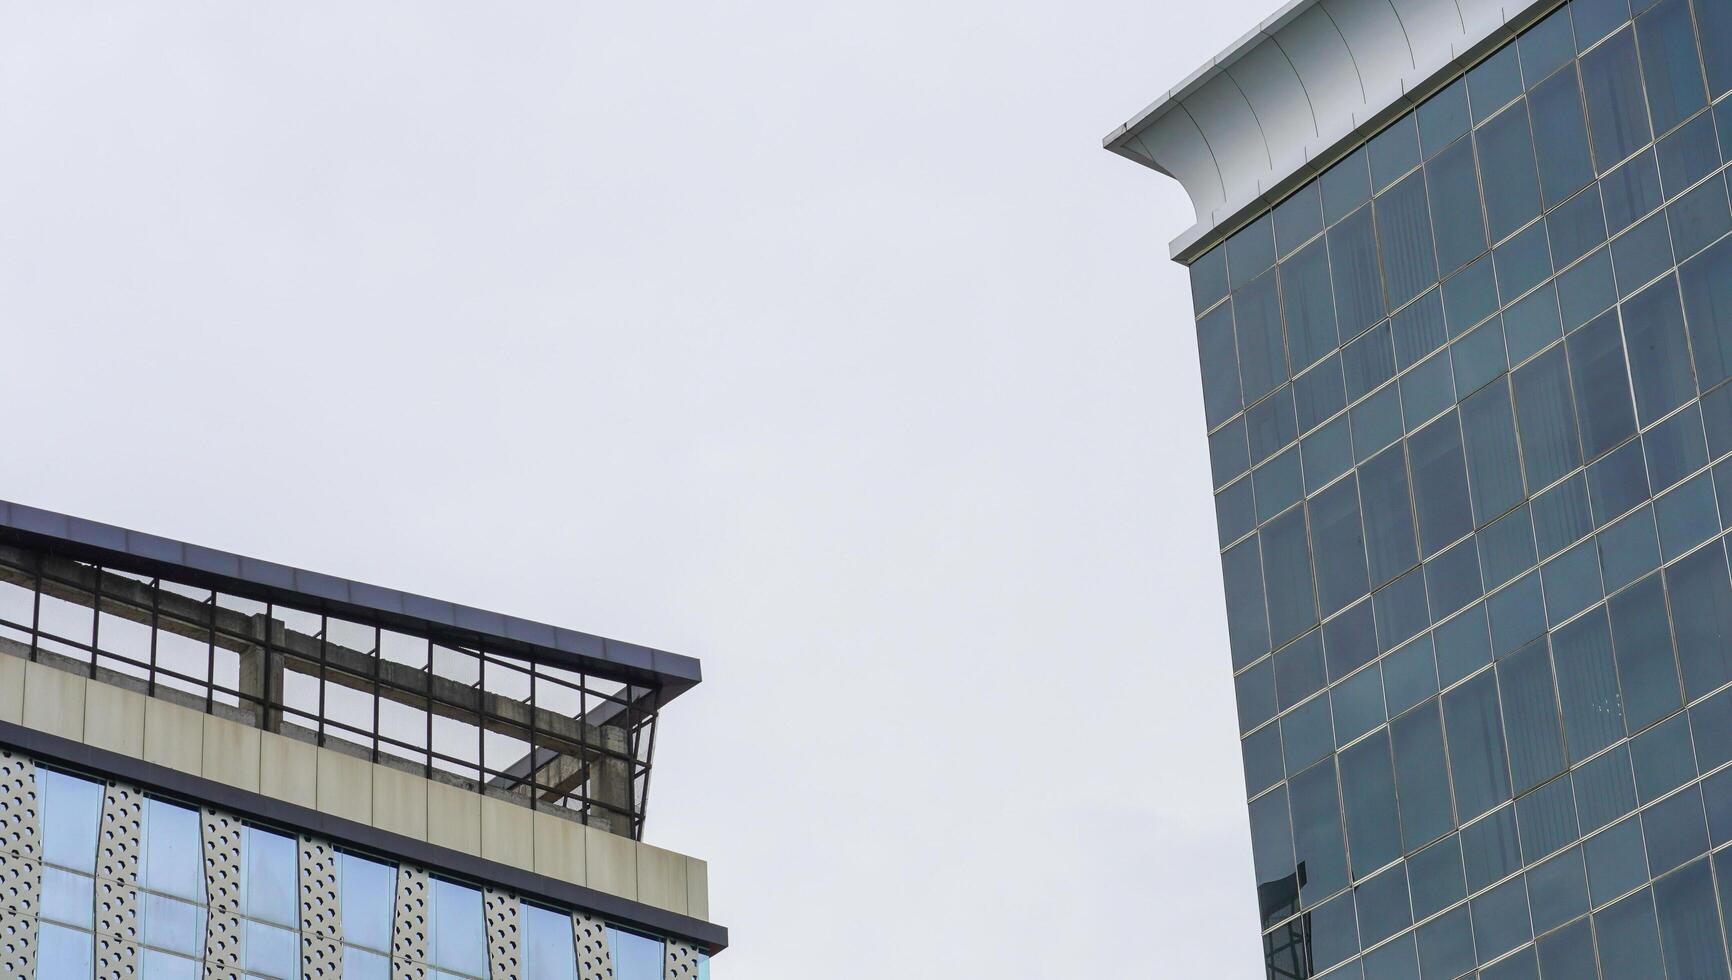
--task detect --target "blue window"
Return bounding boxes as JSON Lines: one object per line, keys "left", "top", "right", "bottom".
{"left": 1679, "top": 233, "right": 1732, "bottom": 389}
{"left": 1512, "top": 346, "right": 1583, "bottom": 489}
{"left": 1341, "top": 729, "right": 1402, "bottom": 877}
{"left": 1476, "top": 101, "right": 1543, "bottom": 241}
{"left": 1234, "top": 272, "right": 1286, "bottom": 404}
{"left": 1290, "top": 757, "right": 1350, "bottom": 904}
{"left": 1408, "top": 414, "right": 1474, "bottom": 556}
{"left": 1443, "top": 669, "right": 1512, "bottom": 819}
{"left": 1428, "top": 137, "right": 1486, "bottom": 275}
{"left": 523, "top": 904, "right": 579, "bottom": 980}
{"left": 1635, "top": 0, "right": 1706, "bottom": 135}
{"left": 1622, "top": 275, "right": 1698, "bottom": 424}
{"left": 1196, "top": 304, "right": 1240, "bottom": 428}
{"left": 1309, "top": 478, "right": 1369, "bottom": 615}
{"left": 431, "top": 878, "right": 487, "bottom": 977}
{"left": 1581, "top": 29, "right": 1652, "bottom": 169}
{"left": 609, "top": 928, "right": 666, "bottom": 980}
{"left": 341, "top": 853, "right": 396, "bottom": 955}
{"left": 1330, "top": 207, "right": 1385, "bottom": 338}
{"left": 1532, "top": 70, "right": 1596, "bottom": 207}
{"left": 1566, "top": 310, "right": 1638, "bottom": 459}
{"left": 1281, "top": 238, "right": 1339, "bottom": 372}
{"left": 1360, "top": 445, "right": 1419, "bottom": 587}
{"left": 1608, "top": 574, "right": 1683, "bottom": 732}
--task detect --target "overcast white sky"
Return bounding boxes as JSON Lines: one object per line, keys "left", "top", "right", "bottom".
{"left": 0, "top": 1, "right": 1277, "bottom": 975}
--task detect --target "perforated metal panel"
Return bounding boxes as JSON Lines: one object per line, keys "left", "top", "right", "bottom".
{"left": 665, "top": 939, "right": 701, "bottom": 980}
{"left": 202, "top": 808, "right": 243, "bottom": 977}
{"left": 0, "top": 752, "right": 39, "bottom": 921}
{"left": 298, "top": 834, "right": 342, "bottom": 977}
{"left": 392, "top": 864, "right": 431, "bottom": 966}
{"left": 0, "top": 907, "right": 35, "bottom": 977}
{"left": 0, "top": 751, "right": 39, "bottom": 861}
{"left": 573, "top": 912, "right": 614, "bottom": 980}
{"left": 94, "top": 781, "right": 142, "bottom": 980}
{"left": 485, "top": 886, "right": 521, "bottom": 980}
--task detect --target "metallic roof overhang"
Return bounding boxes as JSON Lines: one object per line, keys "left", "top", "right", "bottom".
{"left": 0, "top": 498, "right": 703, "bottom": 702}
{"left": 1104, "top": 0, "right": 1555, "bottom": 263}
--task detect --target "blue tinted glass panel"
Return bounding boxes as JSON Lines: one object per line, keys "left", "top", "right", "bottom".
{"left": 1361, "top": 444, "right": 1420, "bottom": 587}
{"left": 1470, "top": 46, "right": 1523, "bottom": 123}
{"left": 1567, "top": 310, "right": 1638, "bottom": 459}
{"left": 1668, "top": 175, "right": 1732, "bottom": 262}
{"left": 1596, "top": 888, "right": 1666, "bottom": 980}
{"left": 1549, "top": 187, "right": 1609, "bottom": 267}
{"left": 1652, "top": 858, "right": 1730, "bottom": 980}
{"left": 1341, "top": 730, "right": 1403, "bottom": 877}
{"left": 1198, "top": 304, "right": 1241, "bottom": 428}
{"left": 1235, "top": 272, "right": 1286, "bottom": 404}
{"left": 1461, "top": 804, "right": 1520, "bottom": 891}
{"left": 1254, "top": 447, "right": 1303, "bottom": 523}
{"left": 1680, "top": 233, "right": 1732, "bottom": 389}
{"left": 1311, "top": 477, "right": 1371, "bottom": 616}
{"left": 1500, "top": 639, "right": 1567, "bottom": 792}
{"left": 1478, "top": 505, "right": 1536, "bottom": 588}
{"left": 1370, "top": 115, "right": 1422, "bottom": 191}
{"left": 1608, "top": 575, "right": 1683, "bottom": 731}
{"left": 1444, "top": 254, "right": 1499, "bottom": 334}
{"left": 1291, "top": 758, "right": 1351, "bottom": 904}
{"left": 1558, "top": 247, "right": 1618, "bottom": 331}
{"left": 1223, "top": 537, "right": 1270, "bottom": 669}
{"left": 1276, "top": 181, "right": 1325, "bottom": 257}
{"left": 1283, "top": 238, "right": 1340, "bottom": 372}
{"left": 1393, "top": 701, "right": 1456, "bottom": 852}
{"left": 1263, "top": 507, "right": 1318, "bottom": 648}
{"left": 1623, "top": 277, "right": 1698, "bottom": 425}
{"left": 1603, "top": 149, "right": 1664, "bottom": 232}
{"left": 1599, "top": 505, "right": 1662, "bottom": 591}
{"left": 1460, "top": 380, "right": 1526, "bottom": 525}
{"left": 1192, "top": 246, "right": 1228, "bottom": 314}
{"left": 1444, "top": 670, "right": 1513, "bottom": 819}
{"left": 1410, "top": 414, "right": 1474, "bottom": 555}
{"left": 1666, "top": 540, "right": 1732, "bottom": 698}
{"left": 1421, "top": 79, "right": 1471, "bottom": 157}
{"left": 1228, "top": 214, "right": 1276, "bottom": 291}
{"left": 1613, "top": 212, "right": 1675, "bottom": 298}
{"left": 1452, "top": 316, "right": 1508, "bottom": 398}
{"left": 1513, "top": 346, "right": 1584, "bottom": 489}
{"left": 1551, "top": 608, "right": 1626, "bottom": 759}
{"left": 1476, "top": 103, "right": 1544, "bottom": 241}
{"left": 1430, "top": 138, "right": 1488, "bottom": 276}
{"left": 1644, "top": 402, "right": 1706, "bottom": 490}
{"left": 1532, "top": 473, "right": 1593, "bottom": 557}
{"left": 1295, "top": 355, "right": 1347, "bottom": 433}
{"left": 1581, "top": 29, "right": 1653, "bottom": 169}
{"left": 1332, "top": 207, "right": 1386, "bottom": 336}
{"left": 1635, "top": 0, "right": 1706, "bottom": 134}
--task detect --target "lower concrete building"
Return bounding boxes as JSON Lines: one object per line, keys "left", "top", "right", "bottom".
{"left": 0, "top": 499, "right": 723, "bottom": 978}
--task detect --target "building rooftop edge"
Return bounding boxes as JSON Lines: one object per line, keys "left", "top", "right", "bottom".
{"left": 0, "top": 497, "right": 702, "bottom": 700}
{"left": 1103, "top": 0, "right": 1552, "bottom": 262}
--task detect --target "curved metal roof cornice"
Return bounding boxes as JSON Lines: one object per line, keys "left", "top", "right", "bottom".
{"left": 1106, "top": 0, "right": 1549, "bottom": 261}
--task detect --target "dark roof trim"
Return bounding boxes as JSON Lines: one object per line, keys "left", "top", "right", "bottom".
{"left": 0, "top": 719, "right": 728, "bottom": 953}
{"left": 0, "top": 499, "right": 701, "bottom": 702}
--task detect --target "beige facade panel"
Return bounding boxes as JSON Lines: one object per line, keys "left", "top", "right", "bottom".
{"left": 0, "top": 659, "right": 711, "bottom": 919}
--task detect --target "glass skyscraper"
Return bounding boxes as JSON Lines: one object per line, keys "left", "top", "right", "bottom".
{"left": 1108, "top": 0, "right": 1732, "bottom": 976}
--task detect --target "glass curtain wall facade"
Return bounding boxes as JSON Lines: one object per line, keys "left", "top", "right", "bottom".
{"left": 17, "top": 761, "right": 707, "bottom": 979}
{"left": 1192, "top": 0, "right": 1732, "bottom": 976}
